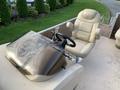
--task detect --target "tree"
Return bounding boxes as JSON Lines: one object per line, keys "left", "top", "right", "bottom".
{"left": 0, "top": 0, "right": 11, "bottom": 24}
{"left": 47, "top": 0, "right": 56, "bottom": 11}
{"left": 16, "top": 0, "right": 28, "bottom": 18}
{"left": 35, "top": 0, "right": 45, "bottom": 14}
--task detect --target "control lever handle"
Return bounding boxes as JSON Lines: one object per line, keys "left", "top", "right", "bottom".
{"left": 51, "top": 27, "right": 60, "bottom": 41}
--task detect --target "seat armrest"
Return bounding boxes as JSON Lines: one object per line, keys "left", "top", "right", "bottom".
{"left": 66, "top": 22, "right": 74, "bottom": 30}
{"left": 95, "top": 28, "right": 101, "bottom": 40}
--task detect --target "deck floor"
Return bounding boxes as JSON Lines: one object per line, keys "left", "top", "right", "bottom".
{"left": 76, "top": 37, "right": 120, "bottom": 90}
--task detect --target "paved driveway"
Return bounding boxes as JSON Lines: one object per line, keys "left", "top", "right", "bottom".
{"left": 98, "top": 0, "right": 120, "bottom": 16}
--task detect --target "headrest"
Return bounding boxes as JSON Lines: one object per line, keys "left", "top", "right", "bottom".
{"left": 82, "top": 9, "right": 97, "bottom": 20}
{"left": 77, "top": 9, "right": 100, "bottom": 21}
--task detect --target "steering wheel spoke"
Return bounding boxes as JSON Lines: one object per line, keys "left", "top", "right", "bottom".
{"left": 55, "top": 33, "right": 76, "bottom": 48}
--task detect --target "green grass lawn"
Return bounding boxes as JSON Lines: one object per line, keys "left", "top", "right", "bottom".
{"left": 0, "top": 0, "right": 110, "bottom": 44}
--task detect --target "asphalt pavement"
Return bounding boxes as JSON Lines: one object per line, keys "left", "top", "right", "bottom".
{"left": 98, "top": 0, "right": 120, "bottom": 16}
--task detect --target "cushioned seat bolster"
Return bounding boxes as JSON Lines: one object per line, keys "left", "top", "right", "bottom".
{"left": 79, "top": 43, "right": 94, "bottom": 58}
{"left": 89, "top": 23, "right": 99, "bottom": 43}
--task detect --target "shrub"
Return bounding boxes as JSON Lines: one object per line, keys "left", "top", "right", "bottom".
{"left": 56, "top": 0, "right": 63, "bottom": 9}
{"left": 59, "top": 0, "right": 64, "bottom": 6}
{"left": 67, "top": 0, "right": 74, "bottom": 4}
{"left": 28, "top": 6, "right": 38, "bottom": 18}
{"left": 59, "top": 0, "right": 65, "bottom": 6}
{"left": 0, "top": 0, "right": 11, "bottom": 24}
{"left": 16, "top": 0, "right": 28, "bottom": 18}
{"left": 47, "top": 0, "right": 56, "bottom": 11}
{"left": 11, "top": 6, "right": 18, "bottom": 21}
{"left": 59, "top": 0, "right": 67, "bottom": 6}
{"left": 0, "top": 15, "right": 1, "bottom": 23}
{"left": 34, "top": 0, "right": 45, "bottom": 14}
{"left": 44, "top": 3, "right": 50, "bottom": 14}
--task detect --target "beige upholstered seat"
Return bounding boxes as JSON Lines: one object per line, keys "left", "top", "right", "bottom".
{"left": 66, "top": 9, "right": 101, "bottom": 58}
{"left": 115, "top": 28, "right": 120, "bottom": 49}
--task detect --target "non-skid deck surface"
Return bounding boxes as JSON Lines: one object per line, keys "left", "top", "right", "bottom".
{"left": 100, "top": 24, "right": 112, "bottom": 38}
{"left": 77, "top": 37, "right": 120, "bottom": 90}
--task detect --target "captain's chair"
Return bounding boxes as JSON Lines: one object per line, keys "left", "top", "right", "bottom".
{"left": 66, "top": 9, "right": 101, "bottom": 58}
{"left": 115, "top": 28, "right": 120, "bottom": 49}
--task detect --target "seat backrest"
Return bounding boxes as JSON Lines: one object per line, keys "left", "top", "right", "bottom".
{"left": 72, "top": 9, "right": 101, "bottom": 43}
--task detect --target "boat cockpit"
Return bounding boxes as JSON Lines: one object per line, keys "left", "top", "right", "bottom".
{"left": 0, "top": 8, "right": 120, "bottom": 90}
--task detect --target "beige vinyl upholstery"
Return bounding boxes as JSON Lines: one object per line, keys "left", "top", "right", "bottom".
{"left": 66, "top": 9, "right": 101, "bottom": 58}
{"left": 115, "top": 28, "right": 120, "bottom": 49}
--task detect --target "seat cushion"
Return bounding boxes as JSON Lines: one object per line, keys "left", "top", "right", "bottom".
{"left": 72, "top": 30, "right": 90, "bottom": 41}
{"left": 65, "top": 39, "right": 94, "bottom": 57}
{"left": 73, "top": 20, "right": 94, "bottom": 41}
{"left": 115, "top": 40, "right": 120, "bottom": 48}
{"left": 115, "top": 29, "right": 120, "bottom": 48}
{"left": 74, "top": 21, "right": 93, "bottom": 32}
{"left": 115, "top": 29, "right": 120, "bottom": 39}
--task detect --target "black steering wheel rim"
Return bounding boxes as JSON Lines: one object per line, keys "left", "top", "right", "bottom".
{"left": 55, "top": 33, "right": 76, "bottom": 47}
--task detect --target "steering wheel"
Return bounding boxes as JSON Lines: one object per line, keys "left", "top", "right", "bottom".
{"left": 55, "top": 33, "right": 76, "bottom": 47}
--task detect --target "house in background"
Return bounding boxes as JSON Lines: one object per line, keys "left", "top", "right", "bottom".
{"left": 7, "top": 0, "right": 35, "bottom": 6}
